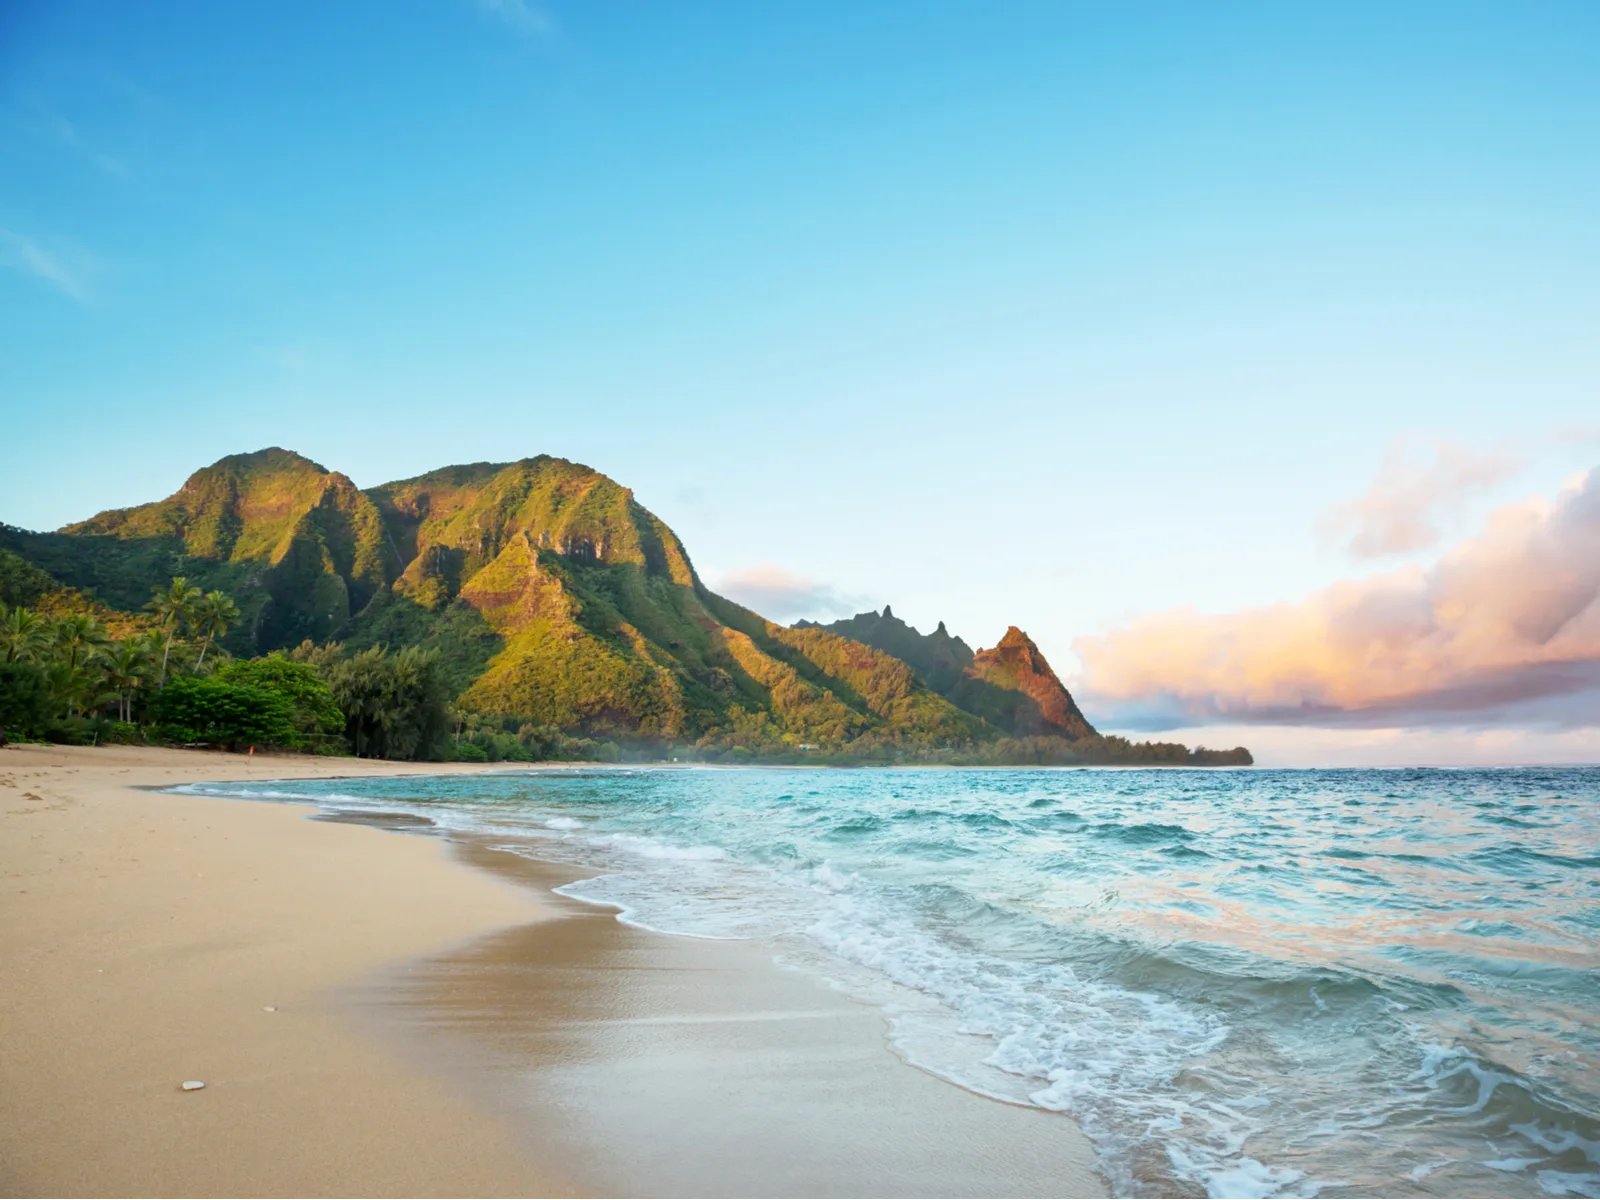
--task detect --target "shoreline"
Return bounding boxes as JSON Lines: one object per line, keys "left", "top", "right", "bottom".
{"left": 352, "top": 836, "right": 1108, "bottom": 1198}
{"left": 1, "top": 743, "right": 1107, "bottom": 1198}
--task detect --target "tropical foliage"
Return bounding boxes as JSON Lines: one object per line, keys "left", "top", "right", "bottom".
{"left": 315, "top": 643, "right": 453, "bottom": 760}
{"left": 153, "top": 677, "right": 296, "bottom": 748}
{"left": 215, "top": 656, "right": 343, "bottom": 750}
{"left": 0, "top": 580, "right": 494, "bottom": 759}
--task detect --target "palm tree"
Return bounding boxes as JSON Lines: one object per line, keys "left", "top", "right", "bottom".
{"left": 0, "top": 605, "right": 52, "bottom": 663}
{"left": 100, "top": 640, "right": 154, "bottom": 723}
{"left": 146, "top": 577, "right": 203, "bottom": 685}
{"left": 50, "top": 614, "right": 111, "bottom": 717}
{"left": 52, "top": 613, "right": 109, "bottom": 672}
{"left": 190, "top": 590, "right": 240, "bottom": 669}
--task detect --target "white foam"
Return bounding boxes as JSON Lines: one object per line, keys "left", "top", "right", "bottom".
{"left": 1537, "top": 1169, "right": 1600, "bottom": 1196}
{"left": 174, "top": 767, "right": 1600, "bottom": 1200}
{"left": 599, "top": 833, "right": 727, "bottom": 861}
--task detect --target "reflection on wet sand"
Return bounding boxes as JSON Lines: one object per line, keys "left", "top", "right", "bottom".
{"left": 350, "top": 840, "right": 1108, "bottom": 1199}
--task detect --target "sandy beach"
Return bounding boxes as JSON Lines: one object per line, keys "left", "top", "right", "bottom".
{"left": 0, "top": 744, "right": 1106, "bottom": 1198}
{"left": 0, "top": 744, "right": 564, "bottom": 1197}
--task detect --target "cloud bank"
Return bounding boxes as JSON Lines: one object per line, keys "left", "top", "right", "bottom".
{"left": 1078, "top": 467, "right": 1600, "bottom": 731}
{"left": 714, "top": 564, "right": 867, "bottom": 624}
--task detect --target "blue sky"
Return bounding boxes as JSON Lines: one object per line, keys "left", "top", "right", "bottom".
{"left": 3, "top": 1, "right": 1599, "bottom": 763}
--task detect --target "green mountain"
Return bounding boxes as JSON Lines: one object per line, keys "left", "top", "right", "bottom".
{"left": 3, "top": 448, "right": 390, "bottom": 648}
{"left": 1, "top": 447, "right": 1250, "bottom": 764}
{"left": 804, "top": 608, "right": 1096, "bottom": 739}
{"left": 810, "top": 606, "right": 976, "bottom": 692}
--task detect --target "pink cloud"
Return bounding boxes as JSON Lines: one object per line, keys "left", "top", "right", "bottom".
{"left": 715, "top": 564, "right": 868, "bottom": 623}
{"left": 1319, "top": 439, "right": 1522, "bottom": 558}
{"left": 1078, "top": 467, "right": 1600, "bottom": 730}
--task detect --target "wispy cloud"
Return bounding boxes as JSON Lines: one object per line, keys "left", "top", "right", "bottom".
{"left": 1319, "top": 438, "right": 1523, "bottom": 559}
{"left": 0, "top": 229, "right": 94, "bottom": 302}
{"left": 714, "top": 564, "right": 869, "bottom": 624}
{"left": 32, "top": 107, "right": 127, "bottom": 176}
{"left": 475, "top": 0, "right": 555, "bottom": 37}
{"left": 1077, "top": 467, "right": 1600, "bottom": 730}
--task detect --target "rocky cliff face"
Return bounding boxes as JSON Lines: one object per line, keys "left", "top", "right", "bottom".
{"left": 809, "top": 609, "right": 1098, "bottom": 740}
{"left": 952, "top": 626, "right": 1096, "bottom": 739}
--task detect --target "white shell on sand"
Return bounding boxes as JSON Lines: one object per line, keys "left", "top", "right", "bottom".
{"left": 181, "top": 1080, "right": 205, "bottom": 1091}
{"left": 263, "top": 1005, "right": 276, "bottom": 1012}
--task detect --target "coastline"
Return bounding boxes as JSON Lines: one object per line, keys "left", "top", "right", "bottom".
{"left": 0, "top": 744, "right": 1107, "bottom": 1198}
{"left": 358, "top": 840, "right": 1108, "bottom": 1198}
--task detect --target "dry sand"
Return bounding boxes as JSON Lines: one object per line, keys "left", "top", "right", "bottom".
{"left": 1, "top": 743, "right": 1107, "bottom": 1198}
{"left": 0, "top": 743, "right": 563, "bottom": 1198}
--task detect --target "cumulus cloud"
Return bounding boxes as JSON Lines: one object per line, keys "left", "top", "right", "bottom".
{"left": 1320, "top": 439, "right": 1523, "bottom": 558}
{"left": 1078, "top": 467, "right": 1600, "bottom": 730}
{"left": 714, "top": 564, "right": 868, "bottom": 624}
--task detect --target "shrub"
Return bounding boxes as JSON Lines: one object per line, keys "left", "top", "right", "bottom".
{"left": 95, "top": 720, "right": 143, "bottom": 745}
{"left": 447, "top": 742, "right": 490, "bottom": 763}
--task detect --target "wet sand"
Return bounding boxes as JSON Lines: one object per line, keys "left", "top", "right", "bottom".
{"left": 1, "top": 743, "right": 1106, "bottom": 1197}
{"left": 359, "top": 843, "right": 1107, "bottom": 1198}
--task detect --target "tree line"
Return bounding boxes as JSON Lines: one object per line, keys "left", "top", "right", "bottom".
{"left": 0, "top": 576, "right": 458, "bottom": 760}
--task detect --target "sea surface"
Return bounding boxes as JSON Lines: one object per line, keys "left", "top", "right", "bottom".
{"left": 176, "top": 766, "right": 1600, "bottom": 1198}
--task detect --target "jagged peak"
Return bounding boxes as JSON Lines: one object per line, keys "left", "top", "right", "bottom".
{"left": 967, "top": 626, "right": 1096, "bottom": 739}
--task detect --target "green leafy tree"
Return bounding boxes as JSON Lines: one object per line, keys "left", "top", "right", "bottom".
{"left": 190, "top": 590, "right": 241, "bottom": 669}
{"left": 0, "top": 660, "right": 54, "bottom": 742}
{"left": 0, "top": 548, "right": 56, "bottom": 609}
{"left": 152, "top": 677, "right": 295, "bottom": 748}
{"left": 323, "top": 644, "right": 450, "bottom": 760}
{"left": 217, "top": 655, "right": 344, "bottom": 750}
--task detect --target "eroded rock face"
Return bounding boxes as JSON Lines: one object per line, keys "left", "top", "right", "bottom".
{"left": 806, "top": 609, "right": 1098, "bottom": 741}
{"left": 957, "top": 626, "right": 1097, "bottom": 740}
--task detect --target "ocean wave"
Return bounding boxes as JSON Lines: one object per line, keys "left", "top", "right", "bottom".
{"left": 171, "top": 765, "right": 1600, "bottom": 1198}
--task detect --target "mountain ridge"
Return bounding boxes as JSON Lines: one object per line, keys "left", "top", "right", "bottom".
{"left": 1, "top": 448, "right": 1251, "bottom": 765}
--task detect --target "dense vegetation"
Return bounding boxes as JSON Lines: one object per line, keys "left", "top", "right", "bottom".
{"left": 0, "top": 577, "right": 596, "bottom": 760}
{"left": 0, "top": 450, "right": 1253, "bottom": 767}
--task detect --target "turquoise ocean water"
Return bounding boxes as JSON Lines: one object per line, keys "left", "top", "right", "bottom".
{"left": 177, "top": 767, "right": 1600, "bottom": 1198}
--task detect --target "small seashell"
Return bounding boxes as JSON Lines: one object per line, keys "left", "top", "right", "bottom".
{"left": 263, "top": 1005, "right": 276, "bottom": 1012}
{"left": 181, "top": 1080, "right": 205, "bottom": 1091}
